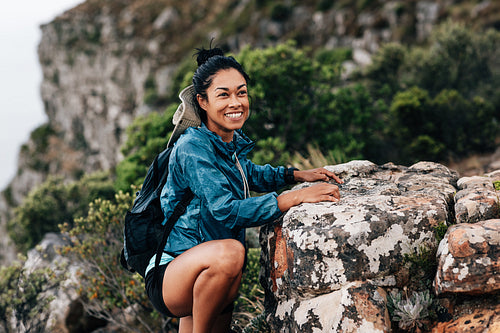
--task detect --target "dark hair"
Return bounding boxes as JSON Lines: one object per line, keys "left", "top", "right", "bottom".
{"left": 192, "top": 46, "right": 250, "bottom": 122}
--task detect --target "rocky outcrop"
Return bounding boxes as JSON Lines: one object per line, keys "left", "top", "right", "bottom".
{"left": 260, "top": 160, "right": 499, "bottom": 332}
{"left": 2, "top": 0, "right": 499, "bottom": 267}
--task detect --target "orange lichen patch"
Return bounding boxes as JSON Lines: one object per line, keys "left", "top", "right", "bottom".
{"left": 269, "top": 224, "right": 293, "bottom": 292}
{"left": 351, "top": 286, "right": 390, "bottom": 331}
{"left": 431, "top": 304, "right": 500, "bottom": 333}
{"left": 448, "top": 224, "right": 491, "bottom": 257}
{"left": 448, "top": 228, "right": 477, "bottom": 258}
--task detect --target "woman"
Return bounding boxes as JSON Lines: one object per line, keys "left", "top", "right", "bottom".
{"left": 145, "top": 47, "right": 342, "bottom": 333}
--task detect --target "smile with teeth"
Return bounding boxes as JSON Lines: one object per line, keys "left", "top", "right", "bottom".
{"left": 225, "top": 112, "right": 243, "bottom": 119}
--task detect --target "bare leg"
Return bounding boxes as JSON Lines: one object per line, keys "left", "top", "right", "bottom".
{"left": 162, "top": 239, "right": 245, "bottom": 333}
{"left": 179, "top": 316, "right": 193, "bottom": 333}
{"left": 211, "top": 311, "right": 233, "bottom": 333}
{"left": 179, "top": 311, "right": 233, "bottom": 333}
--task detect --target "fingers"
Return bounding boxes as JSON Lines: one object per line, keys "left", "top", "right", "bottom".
{"left": 320, "top": 168, "right": 343, "bottom": 184}
{"left": 304, "top": 183, "right": 340, "bottom": 203}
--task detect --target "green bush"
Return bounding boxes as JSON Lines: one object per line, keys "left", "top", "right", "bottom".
{"left": 314, "top": 47, "right": 353, "bottom": 65}
{"left": 0, "top": 256, "right": 65, "bottom": 332}
{"left": 8, "top": 172, "right": 115, "bottom": 253}
{"left": 232, "top": 248, "right": 270, "bottom": 332}
{"left": 238, "top": 41, "right": 343, "bottom": 157}
{"left": 114, "top": 107, "right": 176, "bottom": 192}
{"left": 250, "top": 137, "right": 291, "bottom": 167}
{"left": 365, "top": 43, "right": 407, "bottom": 98}
{"left": 59, "top": 191, "right": 169, "bottom": 332}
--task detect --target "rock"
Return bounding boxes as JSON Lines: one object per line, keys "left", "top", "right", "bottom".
{"left": 434, "top": 219, "right": 500, "bottom": 295}
{"left": 273, "top": 281, "right": 390, "bottom": 332}
{"left": 260, "top": 160, "right": 459, "bottom": 332}
{"left": 431, "top": 304, "right": 500, "bottom": 333}
{"left": 22, "top": 233, "right": 107, "bottom": 333}
{"left": 454, "top": 176, "right": 499, "bottom": 223}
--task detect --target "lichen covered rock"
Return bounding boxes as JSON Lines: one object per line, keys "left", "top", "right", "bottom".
{"left": 434, "top": 219, "right": 500, "bottom": 295}
{"left": 260, "top": 160, "right": 459, "bottom": 332}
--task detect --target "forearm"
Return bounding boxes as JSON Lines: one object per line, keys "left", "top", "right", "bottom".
{"left": 276, "top": 190, "right": 302, "bottom": 212}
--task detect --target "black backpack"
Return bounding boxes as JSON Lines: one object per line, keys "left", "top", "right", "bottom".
{"left": 120, "top": 146, "right": 193, "bottom": 279}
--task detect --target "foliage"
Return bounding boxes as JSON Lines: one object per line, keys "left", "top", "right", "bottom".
{"left": 0, "top": 255, "right": 65, "bottom": 332}
{"left": 434, "top": 221, "right": 449, "bottom": 244}
{"left": 114, "top": 107, "right": 177, "bottom": 192}
{"left": 237, "top": 41, "right": 339, "bottom": 153}
{"left": 403, "top": 244, "right": 438, "bottom": 290}
{"left": 387, "top": 86, "right": 497, "bottom": 164}
{"left": 59, "top": 191, "right": 169, "bottom": 333}
{"left": 314, "top": 47, "right": 352, "bottom": 66}
{"left": 232, "top": 248, "right": 270, "bottom": 333}
{"left": 387, "top": 289, "right": 435, "bottom": 333}
{"left": 365, "top": 23, "right": 500, "bottom": 164}
{"left": 250, "top": 137, "right": 291, "bottom": 167}
{"left": 238, "top": 41, "right": 384, "bottom": 164}
{"left": 7, "top": 172, "right": 115, "bottom": 253}
{"left": 494, "top": 181, "right": 500, "bottom": 191}
{"left": 290, "top": 144, "right": 345, "bottom": 170}
{"left": 365, "top": 42, "right": 407, "bottom": 98}
{"left": 412, "top": 21, "right": 498, "bottom": 98}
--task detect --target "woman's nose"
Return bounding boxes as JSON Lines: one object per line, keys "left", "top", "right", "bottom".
{"left": 229, "top": 94, "right": 241, "bottom": 107}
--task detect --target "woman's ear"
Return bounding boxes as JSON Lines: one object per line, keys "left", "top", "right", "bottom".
{"left": 197, "top": 94, "right": 208, "bottom": 111}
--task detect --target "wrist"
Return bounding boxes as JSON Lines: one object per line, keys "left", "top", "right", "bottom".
{"left": 284, "top": 167, "right": 299, "bottom": 184}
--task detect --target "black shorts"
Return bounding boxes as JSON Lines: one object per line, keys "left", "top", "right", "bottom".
{"left": 145, "top": 263, "right": 175, "bottom": 317}
{"left": 145, "top": 261, "right": 236, "bottom": 318}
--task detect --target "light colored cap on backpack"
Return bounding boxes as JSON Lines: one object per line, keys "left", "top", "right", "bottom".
{"left": 167, "top": 85, "right": 201, "bottom": 148}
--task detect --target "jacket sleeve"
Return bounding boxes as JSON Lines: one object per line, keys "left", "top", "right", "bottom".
{"left": 242, "top": 159, "right": 288, "bottom": 193}
{"left": 176, "top": 141, "right": 284, "bottom": 229}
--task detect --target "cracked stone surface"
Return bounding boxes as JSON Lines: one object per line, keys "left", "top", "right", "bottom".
{"left": 260, "top": 160, "right": 459, "bottom": 332}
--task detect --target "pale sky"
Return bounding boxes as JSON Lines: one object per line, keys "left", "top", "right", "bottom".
{"left": 0, "top": 0, "right": 83, "bottom": 190}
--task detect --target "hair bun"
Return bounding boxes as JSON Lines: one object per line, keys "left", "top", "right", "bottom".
{"left": 195, "top": 47, "right": 224, "bottom": 67}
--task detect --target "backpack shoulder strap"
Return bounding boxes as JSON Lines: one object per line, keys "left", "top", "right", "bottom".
{"left": 152, "top": 188, "right": 194, "bottom": 284}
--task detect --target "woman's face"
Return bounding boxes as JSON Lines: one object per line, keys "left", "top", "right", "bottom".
{"left": 197, "top": 68, "right": 249, "bottom": 143}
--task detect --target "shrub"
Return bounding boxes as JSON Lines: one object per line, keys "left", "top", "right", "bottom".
{"left": 249, "top": 137, "right": 291, "bottom": 167}
{"left": 0, "top": 256, "right": 65, "bottom": 332}
{"left": 237, "top": 41, "right": 340, "bottom": 155}
{"left": 59, "top": 191, "right": 168, "bottom": 332}
{"left": 8, "top": 172, "right": 115, "bottom": 252}
{"left": 232, "top": 248, "right": 270, "bottom": 332}
{"left": 365, "top": 43, "right": 407, "bottom": 98}
{"left": 114, "top": 107, "right": 176, "bottom": 192}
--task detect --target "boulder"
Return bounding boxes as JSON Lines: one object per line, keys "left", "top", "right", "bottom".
{"left": 434, "top": 219, "right": 500, "bottom": 295}
{"left": 454, "top": 176, "right": 499, "bottom": 223}
{"left": 260, "top": 160, "right": 459, "bottom": 332}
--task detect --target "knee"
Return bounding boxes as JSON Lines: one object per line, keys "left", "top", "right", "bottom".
{"left": 212, "top": 239, "right": 245, "bottom": 277}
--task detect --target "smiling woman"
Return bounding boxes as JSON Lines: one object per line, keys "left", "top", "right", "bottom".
{"left": 143, "top": 45, "right": 343, "bottom": 333}
{"left": 197, "top": 69, "right": 250, "bottom": 142}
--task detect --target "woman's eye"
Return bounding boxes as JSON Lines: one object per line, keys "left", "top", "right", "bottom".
{"left": 238, "top": 90, "right": 247, "bottom": 96}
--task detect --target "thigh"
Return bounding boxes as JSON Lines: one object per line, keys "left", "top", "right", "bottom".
{"left": 162, "top": 239, "right": 245, "bottom": 317}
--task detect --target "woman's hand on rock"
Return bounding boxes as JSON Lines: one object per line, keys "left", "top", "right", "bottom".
{"left": 294, "top": 168, "right": 343, "bottom": 184}
{"left": 277, "top": 183, "right": 340, "bottom": 212}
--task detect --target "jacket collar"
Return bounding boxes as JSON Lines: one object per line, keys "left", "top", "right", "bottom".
{"left": 198, "top": 123, "right": 255, "bottom": 159}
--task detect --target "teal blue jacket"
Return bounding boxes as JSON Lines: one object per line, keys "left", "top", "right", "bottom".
{"left": 146, "top": 123, "right": 288, "bottom": 274}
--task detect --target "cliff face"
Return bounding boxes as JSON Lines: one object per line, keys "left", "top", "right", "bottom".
{"left": 0, "top": 0, "right": 498, "bottom": 263}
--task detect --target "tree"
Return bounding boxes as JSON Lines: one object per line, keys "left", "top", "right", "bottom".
{"left": 237, "top": 41, "right": 341, "bottom": 155}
